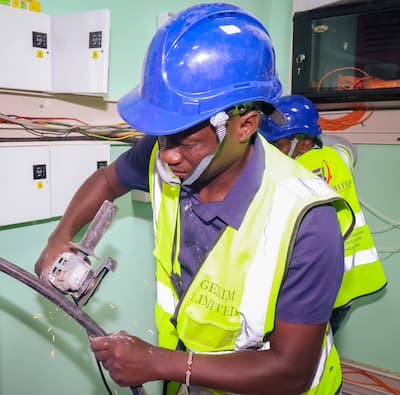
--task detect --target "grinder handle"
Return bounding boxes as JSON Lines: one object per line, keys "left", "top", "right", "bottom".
{"left": 77, "top": 200, "right": 118, "bottom": 257}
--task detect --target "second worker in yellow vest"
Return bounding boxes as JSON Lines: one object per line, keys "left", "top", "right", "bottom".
{"left": 260, "top": 94, "right": 387, "bottom": 333}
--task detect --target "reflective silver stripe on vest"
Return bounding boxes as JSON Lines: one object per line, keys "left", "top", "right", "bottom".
{"left": 151, "top": 168, "right": 163, "bottom": 235}
{"left": 354, "top": 211, "right": 366, "bottom": 228}
{"left": 152, "top": 161, "right": 180, "bottom": 314}
{"left": 236, "top": 180, "right": 297, "bottom": 349}
{"left": 344, "top": 211, "right": 379, "bottom": 271}
{"left": 157, "top": 280, "right": 178, "bottom": 314}
{"left": 344, "top": 247, "right": 379, "bottom": 271}
{"left": 310, "top": 327, "right": 334, "bottom": 389}
{"left": 236, "top": 177, "right": 338, "bottom": 349}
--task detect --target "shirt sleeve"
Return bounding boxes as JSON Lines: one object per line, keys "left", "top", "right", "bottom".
{"left": 276, "top": 204, "right": 344, "bottom": 324}
{"left": 115, "top": 135, "right": 157, "bottom": 191}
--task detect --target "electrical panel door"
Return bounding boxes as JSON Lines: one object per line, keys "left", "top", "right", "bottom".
{"left": 0, "top": 143, "right": 110, "bottom": 226}
{"left": 0, "top": 145, "right": 51, "bottom": 226}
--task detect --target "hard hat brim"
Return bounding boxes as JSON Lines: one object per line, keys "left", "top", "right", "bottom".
{"left": 118, "top": 86, "right": 284, "bottom": 136}
{"left": 118, "top": 86, "right": 218, "bottom": 136}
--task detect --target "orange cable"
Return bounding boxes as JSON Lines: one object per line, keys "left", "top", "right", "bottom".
{"left": 342, "top": 366, "right": 400, "bottom": 394}
{"left": 317, "top": 66, "right": 374, "bottom": 131}
{"left": 319, "top": 109, "right": 373, "bottom": 130}
{"left": 316, "top": 66, "right": 370, "bottom": 92}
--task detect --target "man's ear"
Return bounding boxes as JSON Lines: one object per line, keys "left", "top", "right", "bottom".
{"left": 238, "top": 110, "right": 260, "bottom": 142}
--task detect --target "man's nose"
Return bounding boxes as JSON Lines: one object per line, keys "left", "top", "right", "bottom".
{"left": 159, "top": 145, "right": 182, "bottom": 165}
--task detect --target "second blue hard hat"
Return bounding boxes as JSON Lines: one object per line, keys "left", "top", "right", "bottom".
{"left": 260, "top": 95, "right": 322, "bottom": 142}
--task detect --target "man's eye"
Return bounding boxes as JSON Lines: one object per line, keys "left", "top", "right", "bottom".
{"left": 182, "top": 142, "right": 196, "bottom": 149}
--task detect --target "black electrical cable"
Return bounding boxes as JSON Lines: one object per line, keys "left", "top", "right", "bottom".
{"left": 0, "top": 257, "right": 147, "bottom": 395}
{"left": 71, "top": 297, "right": 114, "bottom": 395}
{"left": 96, "top": 359, "right": 114, "bottom": 395}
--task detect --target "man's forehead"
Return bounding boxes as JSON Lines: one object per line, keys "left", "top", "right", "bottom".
{"left": 158, "top": 120, "right": 212, "bottom": 140}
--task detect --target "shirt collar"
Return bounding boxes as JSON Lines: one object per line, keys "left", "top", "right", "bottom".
{"left": 181, "top": 135, "right": 265, "bottom": 229}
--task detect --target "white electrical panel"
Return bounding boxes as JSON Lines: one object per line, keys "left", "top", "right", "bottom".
{"left": 0, "top": 6, "right": 52, "bottom": 91}
{"left": 0, "top": 145, "right": 51, "bottom": 225}
{"left": 50, "top": 144, "right": 109, "bottom": 216}
{"left": 51, "top": 10, "right": 110, "bottom": 94}
{"left": 0, "top": 6, "right": 110, "bottom": 95}
{"left": 0, "top": 143, "right": 110, "bottom": 227}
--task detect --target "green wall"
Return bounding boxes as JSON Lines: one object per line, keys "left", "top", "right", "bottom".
{"left": 0, "top": 145, "right": 161, "bottom": 394}
{"left": 0, "top": 2, "right": 399, "bottom": 395}
{"left": 41, "top": 0, "right": 293, "bottom": 100}
{"left": 334, "top": 144, "right": 400, "bottom": 371}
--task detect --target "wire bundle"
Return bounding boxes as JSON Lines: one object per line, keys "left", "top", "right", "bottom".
{"left": 317, "top": 67, "right": 375, "bottom": 131}
{"left": 319, "top": 109, "right": 373, "bottom": 131}
{"left": 342, "top": 364, "right": 400, "bottom": 394}
{"left": 0, "top": 112, "right": 144, "bottom": 142}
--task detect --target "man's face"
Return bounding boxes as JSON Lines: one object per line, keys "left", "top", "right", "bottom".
{"left": 158, "top": 121, "right": 219, "bottom": 182}
{"left": 271, "top": 137, "right": 293, "bottom": 155}
{"left": 271, "top": 135, "right": 314, "bottom": 159}
{"left": 157, "top": 111, "right": 258, "bottom": 186}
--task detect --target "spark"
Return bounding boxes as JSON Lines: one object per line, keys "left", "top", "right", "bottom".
{"left": 32, "top": 307, "right": 59, "bottom": 321}
{"left": 31, "top": 309, "right": 59, "bottom": 356}
{"left": 109, "top": 304, "right": 115, "bottom": 309}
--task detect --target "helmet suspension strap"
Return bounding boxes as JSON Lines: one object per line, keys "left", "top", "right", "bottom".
{"left": 182, "top": 111, "right": 229, "bottom": 185}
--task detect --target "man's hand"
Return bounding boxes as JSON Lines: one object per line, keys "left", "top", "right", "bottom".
{"left": 34, "top": 236, "right": 72, "bottom": 283}
{"left": 90, "top": 331, "right": 161, "bottom": 387}
{"left": 89, "top": 321, "right": 327, "bottom": 394}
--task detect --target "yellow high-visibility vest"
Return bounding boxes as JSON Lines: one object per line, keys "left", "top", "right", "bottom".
{"left": 297, "top": 145, "right": 387, "bottom": 308}
{"left": 149, "top": 139, "right": 354, "bottom": 394}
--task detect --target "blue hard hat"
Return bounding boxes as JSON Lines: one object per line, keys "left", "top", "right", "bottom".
{"left": 118, "top": 3, "right": 282, "bottom": 136}
{"left": 260, "top": 95, "right": 322, "bottom": 142}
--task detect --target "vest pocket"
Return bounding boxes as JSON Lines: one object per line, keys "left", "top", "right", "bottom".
{"left": 176, "top": 304, "right": 241, "bottom": 351}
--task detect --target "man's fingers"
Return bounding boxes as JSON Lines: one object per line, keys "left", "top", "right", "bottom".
{"left": 90, "top": 336, "right": 110, "bottom": 352}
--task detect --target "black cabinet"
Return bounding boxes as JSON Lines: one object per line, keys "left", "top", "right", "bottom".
{"left": 292, "top": 0, "right": 400, "bottom": 110}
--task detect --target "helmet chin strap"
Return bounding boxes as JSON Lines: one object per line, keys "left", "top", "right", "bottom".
{"left": 288, "top": 138, "right": 299, "bottom": 158}
{"left": 155, "top": 111, "right": 229, "bottom": 186}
